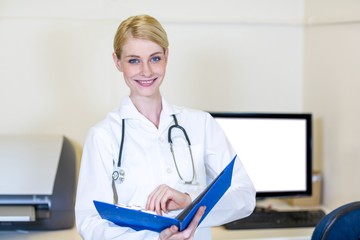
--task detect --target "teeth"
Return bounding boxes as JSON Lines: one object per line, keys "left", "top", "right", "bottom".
{"left": 139, "top": 80, "right": 153, "bottom": 84}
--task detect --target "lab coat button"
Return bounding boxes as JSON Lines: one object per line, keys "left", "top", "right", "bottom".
{"left": 159, "top": 137, "right": 165, "bottom": 143}
{"left": 166, "top": 167, "right": 172, "bottom": 174}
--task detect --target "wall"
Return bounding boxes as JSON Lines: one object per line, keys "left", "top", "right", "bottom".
{"left": 1, "top": 0, "right": 359, "bottom": 211}
{"left": 303, "top": 0, "right": 360, "bottom": 209}
{"left": 0, "top": 0, "right": 304, "bottom": 145}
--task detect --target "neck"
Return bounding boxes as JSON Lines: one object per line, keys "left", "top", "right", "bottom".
{"left": 130, "top": 95, "right": 162, "bottom": 128}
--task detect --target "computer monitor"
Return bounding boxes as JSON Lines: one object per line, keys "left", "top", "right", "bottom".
{"left": 210, "top": 112, "right": 312, "bottom": 198}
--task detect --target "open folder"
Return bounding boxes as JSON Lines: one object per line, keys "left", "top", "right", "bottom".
{"left": 93, "top": 155, "right": 236, "bottom": 233}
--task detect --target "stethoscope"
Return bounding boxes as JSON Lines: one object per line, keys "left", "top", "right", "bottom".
{"left": 112, "top": 114, "right": 196, "bottom": 185}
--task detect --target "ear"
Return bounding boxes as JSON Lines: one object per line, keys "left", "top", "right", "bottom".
{"left": 112, "top": 52, "right": 123, "bottom": 72}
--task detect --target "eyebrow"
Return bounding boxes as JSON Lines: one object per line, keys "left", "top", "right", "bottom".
{"left": 124, "top": 52, "right": 164, "bottom": 58}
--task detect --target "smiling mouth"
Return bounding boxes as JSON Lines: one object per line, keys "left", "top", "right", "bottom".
{"left": 136, "top": 78, "right": 157, "bottom": 87}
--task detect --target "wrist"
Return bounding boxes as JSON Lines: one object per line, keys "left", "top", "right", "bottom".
{"left": 184, "top": 192, "right": 192, "bottom": 206}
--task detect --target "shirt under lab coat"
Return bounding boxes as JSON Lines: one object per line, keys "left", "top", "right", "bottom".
{"left": 75, "top": 97, "right": 256, "bottom": 240}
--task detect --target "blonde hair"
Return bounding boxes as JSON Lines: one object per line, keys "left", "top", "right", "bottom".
{"left": 113, "top": 15, "right": 169, "bottom": 59}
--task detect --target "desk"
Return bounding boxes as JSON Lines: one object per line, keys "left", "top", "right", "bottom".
{"left": 1, "top": 198, "right": 319, "bottom": 240}
{"left": 0, "top": 227, "right": 314, "bottom": 240}
{"left": 212, "top": 226, "right": 314, "bottom": 240}
{"left": 0, "top": 227, "right": 82, "bottom": 240}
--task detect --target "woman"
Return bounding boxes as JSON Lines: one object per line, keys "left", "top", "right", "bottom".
{"left": 75, "top": 14, "right": 256, "bottom": 240}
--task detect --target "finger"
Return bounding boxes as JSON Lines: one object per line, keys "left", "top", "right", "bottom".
{"left": 147, "top": 185, "right": 168, "bottom": 214}
{"left": 159, "top": 225, "right": 178, "bottom": 240}
{"left": 147, "top": 185, "right": 186, "bottom": 214}
{"left": 157, "top": 186, "right": 186, "bottom": 212}
{"left": 146, "top": 185, "right": 161, "bottom": 210}
{"left": 154, "top": 187, "right": 168, "bottom": 215}
{"left": 160, "top": 189, "right": 172, "bottom": 213}
{"left": 188, "top": 206, "right": 206, "bottom": 229}
{"left": 177, "top": 206, "right": 206, "bottom": 239}
{"left": 157, "top": 187, "right": 182, "bottom": 214}
{"left": 146, "top": 185, "right": 162, "bottom": 210}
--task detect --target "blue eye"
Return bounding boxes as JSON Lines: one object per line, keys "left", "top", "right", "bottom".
{"left": 128, "top": 59, "right": 140, "bottom": 64}
{"left": 151, "top": 56, "right": 161, "bottom": 62}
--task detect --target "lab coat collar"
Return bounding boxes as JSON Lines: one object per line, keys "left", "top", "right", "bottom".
{"left": 118, "top": 96, "right": 182, "bottom": 122}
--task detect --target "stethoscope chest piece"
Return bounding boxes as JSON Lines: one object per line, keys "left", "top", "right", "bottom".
{"left": 112, "top": 115, "right": 196, "bottom": 186}
{"left": 112, "top": 166, "right": 125, "bottom": 184}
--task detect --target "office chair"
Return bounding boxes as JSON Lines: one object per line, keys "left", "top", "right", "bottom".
{"left": 311, "top": 201, "right": 360, "bottom": 240}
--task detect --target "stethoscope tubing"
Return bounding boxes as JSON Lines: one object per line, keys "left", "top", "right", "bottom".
{"left": 117, "top": 118, "right": 125, "bottom": 167}
{"left": 113, "top": 114, "right": 196, "bottom": 184}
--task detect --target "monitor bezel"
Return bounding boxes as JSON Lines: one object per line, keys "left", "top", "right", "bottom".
{"left": 209, "top": 112, "right": 313, "bottom": 199}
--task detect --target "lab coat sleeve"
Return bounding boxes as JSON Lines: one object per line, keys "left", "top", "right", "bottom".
{"left": 75, "top": 126, "right": 159, "bottom": 240}
{"left": 199, "top": 113, "right": 256, "bottom": 227}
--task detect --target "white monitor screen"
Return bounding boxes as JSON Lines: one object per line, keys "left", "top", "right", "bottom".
{"left": 211, "top": 113, "right": 312, "bottom": 198}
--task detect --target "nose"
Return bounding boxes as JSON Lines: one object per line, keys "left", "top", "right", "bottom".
{"left": 140, "top": 62, "right": 153, "bottom": 77}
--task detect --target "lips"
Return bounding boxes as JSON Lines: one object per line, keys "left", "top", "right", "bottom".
{"left": 136, "top": 78, "right": 157, "bottom": 87}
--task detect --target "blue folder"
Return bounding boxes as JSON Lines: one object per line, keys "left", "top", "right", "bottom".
{"left": 93, "top": 155, "right": 236, "bottom": 233}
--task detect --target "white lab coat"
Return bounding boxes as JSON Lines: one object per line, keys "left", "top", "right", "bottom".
{"left": 75, "top": 97, "right": 256, "bottom": 240}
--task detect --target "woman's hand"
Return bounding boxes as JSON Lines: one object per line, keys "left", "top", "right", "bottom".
{"left": 158, "top": 206, "right": 206, "bottom": 240}
{"left": 146, "top": 184, "right": 192, "bottom": 215}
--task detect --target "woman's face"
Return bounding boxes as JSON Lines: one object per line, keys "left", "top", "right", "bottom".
{"left": 113, "top": 36, "right": 168, "bottom": 99}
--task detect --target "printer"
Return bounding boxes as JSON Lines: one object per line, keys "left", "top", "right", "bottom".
{"left": 0, "top": 135, "right": 76, "bottom": 230}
